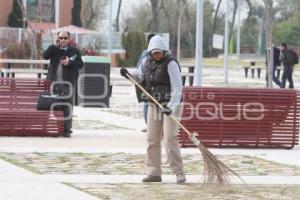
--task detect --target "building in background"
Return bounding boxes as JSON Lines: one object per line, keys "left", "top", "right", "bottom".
{"left": 0, "top": 0, "right": 125, "bottom": 67}
{"left": 0, "top": 0, "right": 73, "bottom": 28}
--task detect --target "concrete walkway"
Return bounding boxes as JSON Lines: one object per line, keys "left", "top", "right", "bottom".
{"left": 0, "top": 160, "right": 100, "bottom": 200}
{"left": 0, "top": 66, "right": 299, "bottom": 199}
{"left": 0, "top": 128, "right": 299, "bottom": 199}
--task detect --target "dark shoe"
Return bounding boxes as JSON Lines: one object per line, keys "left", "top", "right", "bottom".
{"left": 63, "top": 130, "right": 72, "bottom": 137}
{"left": 176, "top": 173, "right": 186, "bottom": 183}
{"left": 141, "top": 127, "right": 147, "bottom": 132}
{"left": 142, "top": 175, "right": 162, "bottom": 182}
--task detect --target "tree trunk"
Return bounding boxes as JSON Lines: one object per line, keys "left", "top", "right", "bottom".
{"left": 245, "top": 0, "right": 253, "bottom": 20}
{"left": 177, "top": 0, "right": 187, "bottom": 61}
{"left": 115, "top": 0, "right": 122, "bottom": 31}
{"left": 182, "top": 0, "right": 195, "bottom": 56}
{"left": 210, "top": 0, "right": 222, "bottom": 56}
{"left": 149, "top": 0, "right": 160, "bottom": 31}
{"left": 229, "top": 0, "right": 238, "bottom": 46}
{"left": 160, "top": 1, "right": 172, "bottom": 41}
{"left": 71, "top": 0, "right": 82, "bottom": 27}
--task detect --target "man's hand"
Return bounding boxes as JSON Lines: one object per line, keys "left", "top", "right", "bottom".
{"left": 60, "top": 56, "right": 70, "bottom": 66}
{"left": 120, "top": 68, "right": 130, "bottom": 78}
{"left": 162, "top": 106, "right": 172, "bottom": 116}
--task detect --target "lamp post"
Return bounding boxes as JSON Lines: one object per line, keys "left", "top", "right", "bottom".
{"left": 237, "top": 0, "right": 241, "bottom": 69}
{"left": 55, "top": 0, "right": 60, "bottom": 28}
{"left": 194, "top": 0, "right": 203, "bottom": 86}
{"left": 224, "top": 0, "right": 229, "bottom": 84}
{"left": 108, "top": 0, "right": 113, "bottom": 59}
{"left": 264, "top": 0, "right": 273, "bottom": 88}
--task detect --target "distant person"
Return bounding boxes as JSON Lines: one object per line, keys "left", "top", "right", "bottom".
{"left": 279, "top": 42, "right": 295, "bottom": 89}
{"left": 266, "top": 46, "right": 281, "bottom": 87}
{"left": 136, "top": 33, "right": 156, "bottom": 132}
{"left": 120, "top": 35, "right": 186, "bottom": 183}
{"left": 43, "top": 31, "right": 83, "bottom": 137}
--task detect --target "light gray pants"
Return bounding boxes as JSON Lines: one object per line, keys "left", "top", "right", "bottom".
{"left": 146, "top": 103, "right": 184, "bottom": 176}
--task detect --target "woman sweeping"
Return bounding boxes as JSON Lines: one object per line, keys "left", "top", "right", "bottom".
{"left": 120, "top": 35, "right": 186, "bottom": 183}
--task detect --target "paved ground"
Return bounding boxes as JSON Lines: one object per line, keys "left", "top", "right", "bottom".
{"left": 0, "top": 66, "right": 299, "bottom": 199}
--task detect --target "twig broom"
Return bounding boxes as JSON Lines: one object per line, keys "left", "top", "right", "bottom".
{"left": 125, "top": 73, "right": 242, "bottom": 185}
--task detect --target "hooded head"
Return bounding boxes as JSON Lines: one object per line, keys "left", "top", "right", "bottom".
{"left": 147, "top": 35, "right": 169, "bottom": 61}
{"left": 147, "top": 35, "right": 168, "bottom": 54}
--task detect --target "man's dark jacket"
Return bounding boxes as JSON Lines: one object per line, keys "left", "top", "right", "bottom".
{"left": 43, "top": 45, "right": 83, "bottom": 86}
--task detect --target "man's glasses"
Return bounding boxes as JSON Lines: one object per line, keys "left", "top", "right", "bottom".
{"left": 59, "top": 37, "right": 69, "bottom": 40}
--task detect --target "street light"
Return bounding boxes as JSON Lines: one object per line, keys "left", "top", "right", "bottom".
{"left": 55, "top": 0, "right": 60, "bottom": 28}
{"left": 237, "top": 0, "right": 241, "bottom": 70}
{"left": 194, "top": 0, "right": 203, "bottom": 86}
{"left": 224, "top": 0, "right": 229, "bottom": 84}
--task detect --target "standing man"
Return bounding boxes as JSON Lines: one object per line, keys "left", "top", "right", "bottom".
{"left": 279, "top": 42, "right": 294, "bottom": 89}
{"left": 266, "top": 46, "right": 281, "bottom": 87}
{"left": 136, "top": 33, "right": 156, "bottom": 132}
{"left": 120, "top": 35, "right": 186, "bottom": 183}
{"left": 43, "top": 31, "right": 83, "bottom": 137}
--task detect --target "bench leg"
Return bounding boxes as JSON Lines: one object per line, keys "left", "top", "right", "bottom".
{"left": 189, "top": 77, "right": 193, "bottom": 86}
{"left": 251, "top": 68, "right": 255, "bottom": 78}
{"left": 1, "top": 72, "right": 4, "bottom": 77}
{"left": 12, "top": 73, "right": 15, "bottom": 78}
{"left": 37, "top": 73, "right": 41, "bottom": 78}
{"left": 182, "top": 77, "right": 186, "bottom": 86}
{"left": 188, "top": 66, "right": 194, "bottom": 86}
{"left": 244, "top": 68, "right": 249, "bottom": 78}
{"left": 257, "top": 68, "right": 261, "bottom": 78}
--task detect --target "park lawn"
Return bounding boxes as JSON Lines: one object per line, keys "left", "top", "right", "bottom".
{"left": 181, "top": 57, "right": 265, "bottom": 68}
{"left": 182, "top": 57, "right": 300, "bottom": 69}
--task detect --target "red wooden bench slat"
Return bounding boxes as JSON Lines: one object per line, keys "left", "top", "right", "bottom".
{"left": 178, "top": 87, "right": 300, "bottom": 149}
{"left": 0, "top": 78, "right": 64, "bottom": 137}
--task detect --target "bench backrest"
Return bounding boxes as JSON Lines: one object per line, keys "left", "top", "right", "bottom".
{"left": 0, "top": 78, "right": 50, "bottom": 110}
{"left": 0, "top": 78, "right": 64, "bottom": 136}
{"left": 179, "top": 87, "right": 300, "bottom": 148}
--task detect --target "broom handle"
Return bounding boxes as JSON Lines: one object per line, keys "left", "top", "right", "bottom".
{"left": 126, "top": 74, "right": 193, "bottom": 138}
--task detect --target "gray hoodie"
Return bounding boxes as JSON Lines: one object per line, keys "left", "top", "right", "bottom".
{"left": 134, "top": 35, "right": 182, "bottom": 113}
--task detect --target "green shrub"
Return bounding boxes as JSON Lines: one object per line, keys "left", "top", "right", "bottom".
{"left": 118, "top": 31, "right": 147, "bottom": 67}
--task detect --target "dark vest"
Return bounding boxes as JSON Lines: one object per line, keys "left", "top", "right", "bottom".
{"left": 140, "top": 54, "right": 180, "bottom": 103}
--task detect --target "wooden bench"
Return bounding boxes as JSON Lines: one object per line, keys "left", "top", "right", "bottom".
{"left": 178, "top": 87, "right": 300, "bottom": 149}
{"left": 0, "top": 68, "right": 47, "bottom": 78}
{"left": 0, "top": 78, "right": 64, "bottom": 136}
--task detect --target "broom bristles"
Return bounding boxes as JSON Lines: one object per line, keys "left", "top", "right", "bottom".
{"left": 191, "top": 133, "right": 243, "bottom": 184}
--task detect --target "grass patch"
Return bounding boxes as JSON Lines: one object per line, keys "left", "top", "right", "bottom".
{"left": 0, "top": 154, "right": 41, "bottom": 174}
{"left": 71, "top": 183, "right": 300, "bottom": 200}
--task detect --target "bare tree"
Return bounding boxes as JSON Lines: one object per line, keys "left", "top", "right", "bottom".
{"left": 176, "top": 0, "right": 187, "bottom": 61}
{"left": 229, "top": 0, "right": 238, "bottom": 45}
{"left": 245, "top": 0, "right": 253, "bottom": 20}
{"left": 160, "top": 0, "right": 172, "bottom": 35}
{"left": 82, "top": 0, "right": 108, "bottom": 30}
{"left": 210, "top": 0, "right": 222, "bottom": 56}
{"left": 182, "top": 0, "right": 195, "bottom": 53}
{"left": 149, "top": 0, "right": 161, "bottom": 31}
{"left": 114, "top": 0, "right": 122, "bottom": 31}
{"left": 15, "top": 0, "right": 38, "bottom": 59}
